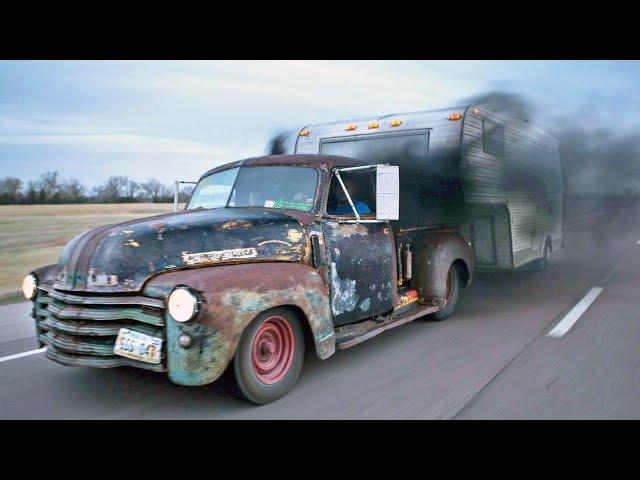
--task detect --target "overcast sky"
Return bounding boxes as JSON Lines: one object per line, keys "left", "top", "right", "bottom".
{"left": 1, "top": 60, "right": 639, "bottom": 187}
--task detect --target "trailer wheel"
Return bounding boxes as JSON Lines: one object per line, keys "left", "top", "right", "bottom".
{"left": 233, "top": 307, "right": 305, "bottom": 404}
{"left": 430, "top": 264, "right": 461, "bottom": 322}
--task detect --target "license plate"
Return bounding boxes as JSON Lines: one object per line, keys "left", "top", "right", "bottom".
{"left": 113, "top": 328, "right": 163, "bottom": 364}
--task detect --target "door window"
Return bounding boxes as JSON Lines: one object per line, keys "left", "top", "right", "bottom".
{"left": 326, "top": 170, "right": 376, "bottom": 217}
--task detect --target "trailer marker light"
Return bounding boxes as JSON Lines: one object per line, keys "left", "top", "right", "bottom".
{"left": 448, "top": 113, "right": 462, "bottom": 121}
{"left": 390, "top": 119, "right": 403, "bottom": 127}
{"left": 368, "top": 121, "right": 379, "bottom": 129}
{"left": 345, "top": 123, "right": 357, "bottom": 131}
{"left": 299, "top": 129, "right": 310, "bottom": 137}
{"left": 472, "top": 107, "right": 480, "bottom": 115}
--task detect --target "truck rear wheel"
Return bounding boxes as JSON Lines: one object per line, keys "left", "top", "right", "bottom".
{"left": 429, "top": 264, "right": 460, "bottom": 322}
{"left": 233, "top": 307, "right": 305, "bottom": 404}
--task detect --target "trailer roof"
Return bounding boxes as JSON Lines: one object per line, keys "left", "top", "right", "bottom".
{"left": 293, "top": 104, "right": 557, "bottom": 150}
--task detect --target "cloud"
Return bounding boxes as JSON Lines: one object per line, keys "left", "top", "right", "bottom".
{"left": 0, "top": 112, "right": 232, "bottom": 157}
{"left": 100, "top": 61, "right": 475, "bottom": 118}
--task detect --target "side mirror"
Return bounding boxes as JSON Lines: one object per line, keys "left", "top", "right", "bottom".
{"left": 376, "top": 165, "right": 399, "bottom": 221}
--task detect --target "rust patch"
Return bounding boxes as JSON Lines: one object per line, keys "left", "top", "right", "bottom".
{"left": 219, "top": 220, "right": 253, "bottom": 230}
{"left": 333, "top": 223, "right": 368, "bottom": 238}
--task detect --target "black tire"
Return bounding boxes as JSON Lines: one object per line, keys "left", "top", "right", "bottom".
{"left": 233, "top": 307, "right": 305, "bottom": 405}
{"left": 430, "top": 264, "right": 461, "bottom": 322}
{"left": 531, "top": 240, "right": 551, "bottom": 271}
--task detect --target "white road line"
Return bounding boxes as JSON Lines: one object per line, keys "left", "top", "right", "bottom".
{"left": 0, "top": 347, "right": 46, "bottom": 364}
{"left": 548, "top": 287, "right": 604, "bottom": 338}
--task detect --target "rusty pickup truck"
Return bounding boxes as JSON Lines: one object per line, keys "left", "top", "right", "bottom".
{"left": 22, "top": 153, "right": 473, "bottom": 404}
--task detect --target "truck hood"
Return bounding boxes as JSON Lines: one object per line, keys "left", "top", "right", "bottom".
{"left": 52, "top": 207, "right": 313, "bottom": 293}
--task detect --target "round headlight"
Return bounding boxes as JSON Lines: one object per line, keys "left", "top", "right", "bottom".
{"left": 167, "top": 287, "right": 199, "bottom": 322}
{"left": 22, "top": 274, "right": 37, "bottom": 300}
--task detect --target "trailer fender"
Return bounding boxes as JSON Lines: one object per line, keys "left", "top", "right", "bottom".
{"left": 143, "top": 262, "right": 334, "bottom": 387}
{"left": 413, "top": 231, "right": 474, "bottom": 306}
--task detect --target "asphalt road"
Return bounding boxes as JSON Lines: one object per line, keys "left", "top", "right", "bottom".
{"left": 1, "top": 211, "right": 639, "bottom": 419}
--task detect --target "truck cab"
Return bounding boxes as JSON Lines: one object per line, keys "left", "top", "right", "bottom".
{"left": 23, "top": 153, "right": 473, "bottom": 404}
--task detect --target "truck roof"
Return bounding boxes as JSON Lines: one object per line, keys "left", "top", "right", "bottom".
{"left": 199, "top": 154, "right": 372, "bottom": 180}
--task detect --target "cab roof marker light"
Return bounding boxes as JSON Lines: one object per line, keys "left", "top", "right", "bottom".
{"left": 390, "top": 119, "right": 402, "bottom": 127}
{"left": 299, "top": 129, "right": 310, "bottom": 137}
{"left": 345, "top": 123, "right": 357, "bottom": 131}
{"left": 368, "top": 121, "right": 379, "bottom": 130}
{"left": 448, "top": 113, "right": 462, "bottom": 121}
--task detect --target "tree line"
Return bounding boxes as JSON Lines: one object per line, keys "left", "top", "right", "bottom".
{"left": 0, "top": 171, "right": 194, "bottom": 205}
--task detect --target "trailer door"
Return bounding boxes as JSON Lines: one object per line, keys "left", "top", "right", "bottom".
{"left": 471, "top": 215, "right": 497, "bottom": 265}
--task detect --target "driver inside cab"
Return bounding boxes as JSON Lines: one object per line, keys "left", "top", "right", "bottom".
{"left": 327, "top": 178, "right": 372, "bottom": 216}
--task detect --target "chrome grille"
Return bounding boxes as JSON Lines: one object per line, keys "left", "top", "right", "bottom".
{"left": 34, "top": 285, "right": 167, "bottom": 372}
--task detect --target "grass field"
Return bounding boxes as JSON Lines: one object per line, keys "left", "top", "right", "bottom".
{"left": 0, "top": 203, "right": 179, "bottom": 303}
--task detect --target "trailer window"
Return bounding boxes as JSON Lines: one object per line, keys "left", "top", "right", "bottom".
{"left": 483, "top": 119, "right": 505, "bottom": 156}
{"left": 320, "top": 132, "right": 428, "bottom": 164}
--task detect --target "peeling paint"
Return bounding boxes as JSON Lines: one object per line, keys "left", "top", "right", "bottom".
{"left": 359, "top": 298, "right": 371, "bottom": 311}
{"left": 329, "top": 262, "right": 358, "bottom": 315}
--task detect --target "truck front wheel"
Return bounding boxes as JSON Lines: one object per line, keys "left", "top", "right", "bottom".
{"left": 429, "top": 264, "right": 461, "bottom": 322}
{"left": 233, "top": 307, "right": 305, "bottom": 404}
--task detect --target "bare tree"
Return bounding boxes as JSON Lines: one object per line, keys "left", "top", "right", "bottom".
{"left": 0, "top": 177, "right": 22, "bottom": 203}
{"left": 92, "top": 175, "right": 127, "bottom": 202}
{"left": 38, "top": 171, "right": 60, "bottom": 201}
{"left": 140, "top": 179, "right": 164, "bottom": 202}
{"left": 178, "top": 185, "right": 194, "bottom": 203}
{"left": 59, "top": 178, "right": 86, "bottom": 203}
{"left": 125, "top": 180, "right": 139, "bottom": 200}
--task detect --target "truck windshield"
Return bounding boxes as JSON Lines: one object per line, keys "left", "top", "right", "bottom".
{"left": 187, "top": 166, "right": 318, "bottom": 212}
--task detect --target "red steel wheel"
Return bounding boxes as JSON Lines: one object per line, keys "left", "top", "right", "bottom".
{"left": 233, "top": 307, "right": 305, "bottom": 404}
{"left": 251, "top": 315, "right": 295, "bottom": 385}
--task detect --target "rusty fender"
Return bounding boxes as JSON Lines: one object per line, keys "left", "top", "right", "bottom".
{"left": 413, "top": 230, "right": 474, "bottom": 307}
{"left": 143, "top": 262, "right": 334, "bottom": 386}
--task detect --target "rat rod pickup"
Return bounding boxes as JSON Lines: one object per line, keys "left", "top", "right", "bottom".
{"left": 22, "top": 153, "right": 473, "bottom": 404}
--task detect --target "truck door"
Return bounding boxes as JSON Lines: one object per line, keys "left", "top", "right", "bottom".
{"left": 323, "top": 221, "right": 396, "bottom": 326}
{"left": 322, "top": 168, "right": 396, "bottom": 327}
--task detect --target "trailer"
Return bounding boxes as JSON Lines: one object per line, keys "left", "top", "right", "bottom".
{"left": 288, "top": 104, "right": 563, "bottom": 270}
